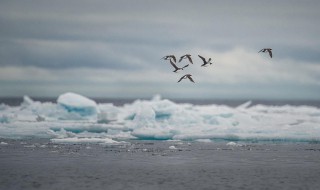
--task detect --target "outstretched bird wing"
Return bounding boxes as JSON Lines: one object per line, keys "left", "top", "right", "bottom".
{"left": 177, "top": 75, "right": 186, "bottom": 83}
{"left": 182, "top": 64, "right": 189, "bottom": 69}
{"left": 169, "top": 59, "right": 179, "bottom": 70}
{"left": 162, "top": 55, "right": 176, "bottom": 62}
{"left": 170, "top": 55, "right": 176, "bottom": 63}
{"left": 187, "top": 55, "right": 193, "bottom": 64}
{"left": 178, "top": 56, "right": 184, "bottom": 63}
{"left": 258, "top": 49, "right": 264, "bottom": 53}
{"left": 198, "top": 55, "right": 206, "bottom": 63}
{"left": 267, "top": 49, "right": 272, "bottom": 58}
{"left": 161, "top": 56, "right": 167, "bottom": 60}
{"left": 187, "top": 75, "right": 195, "bottom": 83}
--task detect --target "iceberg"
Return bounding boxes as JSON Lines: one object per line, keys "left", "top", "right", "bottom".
{"left": 0, "top": 114, "right": 15, "bottom": 123}
{"left": 97, "top": 103, "right": 119, "bottom": 123}
{"left": 57, "top": 92, "right": 98, "bottom": 116}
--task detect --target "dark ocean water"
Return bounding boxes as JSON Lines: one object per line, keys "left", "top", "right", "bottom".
{"left": 1, "top": 139, "right": 320, "bottom": 190}
{"left": 1, "top": 97, "right": 320, "bottom": 107}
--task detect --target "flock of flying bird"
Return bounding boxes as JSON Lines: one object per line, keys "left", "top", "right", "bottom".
{"left": 161, "top": 48, "right": 273, "bottom": 83}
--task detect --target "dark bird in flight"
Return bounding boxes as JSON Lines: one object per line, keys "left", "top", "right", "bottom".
{"left": 179, "top": 54, "right": 193, "bottom": 64}
{"left": 198, "top": 55, "right": 213, "bottom": 67}
{"left": 169, "top": 59, "right": 189, "bottom": 73}
{"left": 162, "top": 55, "right": 177, "bottom": 63}
{"left": 177, "top": 74, "right": 195, "bottom": 83}
{"left": 258, "top": 48, "right": 272, "bottom": 58}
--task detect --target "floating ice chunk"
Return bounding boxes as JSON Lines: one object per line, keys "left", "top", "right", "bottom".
{"left": 195, "top": 139, "right": 212, "bottom": 143}
{"left": 133, "top": 105, "right": 156, "bottom": 128}
{"left": 130, "top": 105, "right": 177, "bottom": 140}
{"left": 0, "top": 142, "right": 8, "bottom": 145}
{"left": 24, "top": 144, "right": 36, "bottom": 148}
{"left": 169, "top": 145, "right": 177, "bottom": 150}
{"left": 97, "top": 103, "right": 119, "bottom": 123}
{"left": 0, "top": 114, "right": 16, "bottom": 123}
{"left": 152, "top": 99, "right": 176, "bottom": 120}
{"left": 57, "top": 92, "right": 97, "bottom": 116}
{"left": 0, "top": 115, "right": 10, "bottom": 123}
{"left": 237, "top": 101, "right": 252, "bottom": 109}
{"left": 48, "top": 128, "right": 75, "bottom": 139}
{"left": 36, "top": 115, "right": 46, "bottom": 122}
{"left": 1, "top": 94, "right": 320, "bottom": 143}
{"left": 0, "top": 103, "right": 8, "bottom": 111}
{"left": 132, "top": 128, "right": 175, "bottom": 140}
{"left": 226, "top": 142, "right": 242, "bottom": 147}
{"left": 51, "top": 137, "right": 119, "bottom": 144}
{"left": 21, "top": 95, "right": 34, "bottom": 107}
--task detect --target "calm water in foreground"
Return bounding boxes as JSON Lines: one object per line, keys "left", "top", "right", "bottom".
{"left": 1, "top": 139, "right": 320, "bottom": 190}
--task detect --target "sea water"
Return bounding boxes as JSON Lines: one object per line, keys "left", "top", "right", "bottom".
{"left": 1, "top": 93, "right": 320, "bottom": 189}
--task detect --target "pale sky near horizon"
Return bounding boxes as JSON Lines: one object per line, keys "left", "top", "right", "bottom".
{"left": 1, "top": 0, "right": 320, "bottom": 100}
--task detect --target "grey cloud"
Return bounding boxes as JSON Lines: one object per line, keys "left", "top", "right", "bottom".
{"left": 1, "top": 0, "right": 320, "bottom": 70}
{"left": 0, "top": 40, "right": 150, "bottom": 70}
{"left": 1, "top": 0, "right": 320, "bottom": 99}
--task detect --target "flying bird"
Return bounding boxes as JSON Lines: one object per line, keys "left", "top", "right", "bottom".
{"left": 177, "top": 74, "right": 195, "bottom": 83}
{"left": 169, "top": 59, "right": 189, "bottom": 73}
{"left": 258, "top": 48, "right": 272, "bottom": 58}
{"left": 198, "top": 55, "right": 213, "bottom": 67}
{"left": 162, "top": 55, "right": 177, "bottom": 63}
{"left": 179, "top": 54, "right": 193, "bottom": 64}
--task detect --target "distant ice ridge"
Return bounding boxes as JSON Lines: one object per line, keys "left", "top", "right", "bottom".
{"left": 1, "top": 92, "right": 320, "bottom": 143}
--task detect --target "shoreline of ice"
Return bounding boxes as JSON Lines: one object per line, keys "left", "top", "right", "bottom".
{"left": 1, "top": 92, "right": 320, "bottom": 144}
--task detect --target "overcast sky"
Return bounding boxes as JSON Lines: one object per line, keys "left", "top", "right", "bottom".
{"left": 1, "top": 0, "right": 320, "bottom": 100}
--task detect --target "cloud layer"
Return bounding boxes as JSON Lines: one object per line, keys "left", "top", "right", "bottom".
{"left": 0, "top": 0, "right": 320, "bottom": 99}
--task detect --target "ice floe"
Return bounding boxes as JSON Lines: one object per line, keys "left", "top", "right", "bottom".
{"left": 1, "top": 92, "right": 320, "bottom": 143}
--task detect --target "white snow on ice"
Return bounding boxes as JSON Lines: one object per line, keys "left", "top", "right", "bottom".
{"left": 169, "top": 145, "right": 177, "bottom": 150}
{"left": 57, "top": 92, "right": 98, "bottom": 116}
{"left": 226, "top": 142, "right": 243, "bottom": 147}
{"left": 1, "top": 92, "right": 320, "bottom": 143}
{"left": 0, "top": 141, "right": 8, "bottom": 145}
